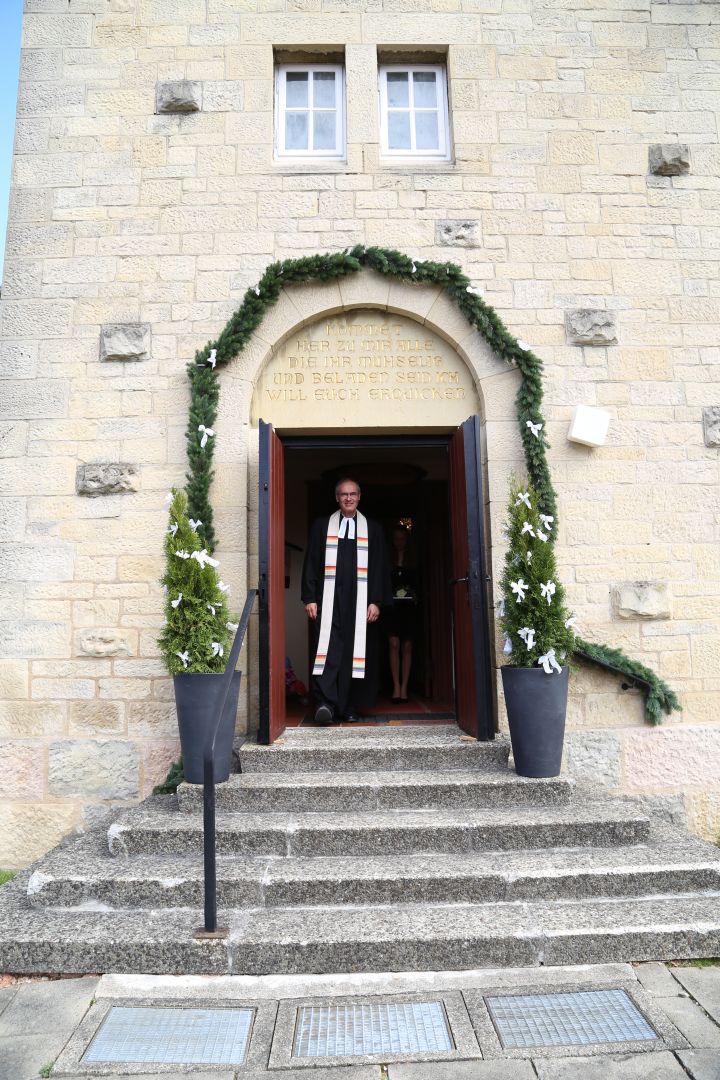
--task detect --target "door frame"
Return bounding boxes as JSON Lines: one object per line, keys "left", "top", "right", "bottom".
{"left": 273, "top": 429, "right": 496, "bottom": 740}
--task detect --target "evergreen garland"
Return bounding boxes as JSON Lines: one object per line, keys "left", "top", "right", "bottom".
{"left": 180, "top": 244, "right": 679, "bottom": 724}
{"left": 573, "top": 637, "right": 681, "bottom": 726}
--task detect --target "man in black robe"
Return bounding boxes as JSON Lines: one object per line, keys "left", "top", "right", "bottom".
{"left": 302, "top": 478, "right": 391, "bottom": 724}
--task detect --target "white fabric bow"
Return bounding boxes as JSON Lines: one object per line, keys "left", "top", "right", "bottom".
{"left": 191, "top": 548, "right": 219, "bottom": 570}
{"left": 208, "top": 349, "right": 217, "bottom": 370}
{"left": 526, "top": 550, "right": 533, "bottom": 564}
{"left": 503, "top": 633, "right": 513, "bottom": 654}
{"left": 176, "top": 650, "right": 190, "bottom": 668}
{"left": 254, "top": 285, "right": 261, "bottom": 295}
{"left": 538, "top": 649, "right": 562, "bottom": 674}
{"left": 226, "top": 621, "right": 238, "bottom": 632}
{"left": 539, "top": 514, "right": 554, "bottom": 531}
{"left": 211, "top": 641, "right": 224, "bottom": 658}
{"left": 207, "top": 603, "right": 216, "bottom": 616}
{"left": 218, "top": 580, "right": 230, "bottom": 594}
{"left": 565, "top": 616, "right": 577, "bottom": 631}
{"left": 171, "top": 592, "right": 183, "bottom": 609}
{"left": 496, "top": 598, "right": 505, "bottom": 618}
{"left": 175, "top": 549, "right": 190, "bottom": 560}
{"left": 517, "top": 339, "right": 530, "bottom": 351}
{"left": 537, "top": 529, "right": 548, "bottom": 543}
{"left": 411, "top": 262, "right": 417, "bottom": 274}
{"left": 521, "top": 521, "right": 535, "bottom": 538}
{"left": 168, "top": 522, "right": 178, "bottom": 537}
{"left": 188, "top": 518, "right": 202, "bottom": 531}
{"left": 466, "top": 285, "right": 483, "bottom": 296}
{"left": 518, "top": 626, "right": 536, "bottom": 651}
{"left": 198, "top": 424, "right": 214, "bottom": 448}
{"left": 526, "top": 420, "right": 543, "bottom": 439}
{"left": 510, "top": 579, "right": 528, "bottom": 603}
{"left": 515, "top": 491, "right": 531, "bottom": 509}
{"left": 540, "top": 580, "right": 557, "bottom": 604}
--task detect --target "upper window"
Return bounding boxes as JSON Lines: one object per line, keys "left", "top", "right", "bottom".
{"left": 379, "top": 64, "right": 451, "bottom": 160}
{"left": 275, "top": 64, "right": 345, "bottom": 159}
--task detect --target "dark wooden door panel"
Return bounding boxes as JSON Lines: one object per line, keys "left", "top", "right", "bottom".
{"left": 258, "top": 420, "right": 286, "bottom": 745}
{"left": 448, "top": 416, "right": 494, "bottom": 740}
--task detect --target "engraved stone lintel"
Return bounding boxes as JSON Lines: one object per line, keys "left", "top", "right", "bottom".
{"left": 565, "top": 309, "right": 617, "bottom": 346}
{"left": 648, "top": 144, "right": 690, "bottom": 177}
{"left": 76, "top": 463, "right": 138, "bottom": 497}
{"left": 99, "top": 322, "right": 151, "bottom": 363}
{"left": 702, "top": 407, "right": 720, "bottom": 448}
{"left": 435, "top": 220, "right": 480, "bottom": 247}
{"left": 612, "top": 582, "right": 671, "bottom": 621}
{"left": 156, "top": 80, "right": 202, "bottom": 114}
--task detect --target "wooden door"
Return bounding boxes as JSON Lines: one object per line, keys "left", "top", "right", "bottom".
{"left": 258, "top": 419, "right": 286, "bottom": 745}
{"left": 448, "top": 416, "right": 494, "bottom": 740}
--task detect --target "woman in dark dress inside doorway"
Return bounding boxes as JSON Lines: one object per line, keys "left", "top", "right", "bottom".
{"left": 386, "top": 524, "right": 419, "bottom": 704}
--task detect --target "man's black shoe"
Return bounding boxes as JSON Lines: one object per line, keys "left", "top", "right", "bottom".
{"left": 314, "top": 704, "right": 333, "bottom": 725}
{"left": 344, "top": 712, "right": 361, "bottom": 723}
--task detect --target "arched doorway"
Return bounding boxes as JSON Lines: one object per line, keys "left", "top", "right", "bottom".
{"left": 249, "top": 304, "right": 508, "bottom": 745}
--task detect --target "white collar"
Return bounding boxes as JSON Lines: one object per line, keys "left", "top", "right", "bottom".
{"left": 338, "top": 515, "right": 356, "bottom": 539}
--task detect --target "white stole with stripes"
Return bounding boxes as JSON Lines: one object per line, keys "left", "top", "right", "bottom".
{"left": 312, "top": 510, "right": 369, "bottom": 679}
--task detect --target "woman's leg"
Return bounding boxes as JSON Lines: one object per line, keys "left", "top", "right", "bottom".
{"left": 389, "top": 635, "right": 401, "bottom": 698}
{"left": 400, "top": 638, "right": 412, "bottom": 699}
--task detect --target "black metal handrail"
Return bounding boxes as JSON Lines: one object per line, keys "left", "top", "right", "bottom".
{"left": 197, "top": 588, "right": 257, "bottom": 937}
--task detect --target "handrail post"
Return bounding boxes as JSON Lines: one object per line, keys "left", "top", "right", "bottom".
{"left": 194, "top": 588, "right": 257, "bottom": 940}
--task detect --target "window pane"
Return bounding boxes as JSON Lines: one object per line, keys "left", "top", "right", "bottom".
{"left": 415, "top": 110, "right": 439, "bottom": 150}
{"left": 388, "top": 111, "right": 411, "bottom": 150}
{"left": 285, "top": 111, "right": 309, "bottom": 150}
{"left": 313, "top": 110, "right": 336, "bottom": 150}
{"left": 413, "top": 70, "right": 437, "bottom": 108}
{"left": 313, "top": 71, "right": 336, "bottom": 109}
{"left": 285, "top": 72, "right": 308, "bottom": 108}
{"left": 386, "top": 72, "right": 409, "bottom": 109}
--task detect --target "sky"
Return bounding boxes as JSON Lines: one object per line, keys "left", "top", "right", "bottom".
{"left": 0, "top": 0, "right": 23, "bottom": 285}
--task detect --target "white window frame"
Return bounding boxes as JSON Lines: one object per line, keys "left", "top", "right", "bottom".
{"left": 378, "top": 63, "right": 451, "bottom": 161}
{"left": 275, "top": 63, "right": 345, "bottom": 160}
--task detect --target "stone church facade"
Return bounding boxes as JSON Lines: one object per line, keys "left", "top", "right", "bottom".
{"left": 1, "top": 0, "right": 719, "bottom": 868}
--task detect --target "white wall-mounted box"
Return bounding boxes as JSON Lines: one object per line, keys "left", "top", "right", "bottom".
{"left": 567, "top": 404, "right": 610, "bottom": 447}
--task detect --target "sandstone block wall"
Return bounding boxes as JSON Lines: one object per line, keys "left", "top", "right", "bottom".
{"left": 1, "top": 0, "right": 719, "bottom": 866}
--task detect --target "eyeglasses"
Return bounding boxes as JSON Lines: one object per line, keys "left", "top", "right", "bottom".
{"left": 338, "top": 491, "right": 360, "bottom": 499}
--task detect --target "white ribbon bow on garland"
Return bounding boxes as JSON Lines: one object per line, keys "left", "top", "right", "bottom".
{"left": 503, "top": 633, "right": 513, "bottom": 654}
{"left": 211, "top": 642, "right": 224, "bottom": 658}
{"left": 539, "top": 514, "right": 554, "bottom": 532}
{"left": 526, "top": 420, "right": 543, "bottom": 439}
{"left": 538, "top": 649, "right": 562, "bottom": 674}
{"left": 208, "top": 349, "right": 217, "bottom": 370}
{"left": 521, "top": 521, "right": 535, "bottom": 538}
{"left": 171, "top": 592, "right": 182, "bottom": 609}
{"left": 198, "top": 424, "right": 214, "bottom": 448}
{"left": 176, "top": 650, "right": 190, "bottom": 668}
{"left": 218, "top": 580, "right": 230, "bottom": 594}
{"left": 188, "top": 518, "right": 202, "bottom": 531}
{"left": 175, "top": 549, "right": 190, "bottom": 560}
{"left": 540, "top": 580, "right": 557, "bottom": 604}
{"left": 518, "top": 626, "right": 536, "bottom": 651}
{"left": 191, "top": 548, "right": 219, "bottom": 570}
{"left": 515, "top": 491, "right": 531, "bottom": 509}
{"left": 168, "top": 523, "right": 178, "bottom": 537}
{"left": 510, "top": 579, "right": 528, "bottom": 603}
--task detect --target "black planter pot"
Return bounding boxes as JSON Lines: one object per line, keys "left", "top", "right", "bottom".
{"left": 173, "top": 671, "right": 241, "bottom": 785}
{"left": 501, "top": 665, "right": 569, "bottom": 778}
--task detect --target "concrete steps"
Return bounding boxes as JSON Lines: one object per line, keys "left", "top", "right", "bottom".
{"left": 106, "top": 800, "right": 651, "bottom": 858}
{"left": 25, "top": 841, "right": 720, "bottom": 911}
{"left": 2, "top": 894, "right": 719, "bottom": 975}
{"left": 177, "top": 767, "right": 575, "bottom": 813}
{"left": 2, "top": 723, "right": 720, "bottom": 975}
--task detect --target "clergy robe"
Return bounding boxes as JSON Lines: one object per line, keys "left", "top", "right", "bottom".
{"left": 302, "top": 514, "right": 392, "bottom": 715}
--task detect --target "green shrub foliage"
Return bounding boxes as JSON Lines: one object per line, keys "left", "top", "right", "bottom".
{"left": 158, "top": 489, "right": 234, "bottom": 675}
{"left": 500, "top": 481, "right": 575, "bottom": 671}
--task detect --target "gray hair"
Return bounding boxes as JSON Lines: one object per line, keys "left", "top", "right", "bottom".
{"left": 335, "top": 476, "right": 361, "bottom": 497}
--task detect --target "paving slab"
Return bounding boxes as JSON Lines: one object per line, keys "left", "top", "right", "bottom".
{"left": 388, "top": 1062, "right": 535, "bottom": 1079}
{"left": 0, "top": 976, "right": 98, "bottom": 1080}
{"left": 0, "top": 982, "right": 18, "bottom": 1016}
{"left": 672, "top": 966, "right": 720, "bottom": 1024}
{"left": 533, "top": 1050, "right": 688, "bottom": 1078}
{"left": 677, "top": 1048, "right": 720, "bottom": 1080}
{"left": 633, "top": 962, "right": 685, "bottom": 998}
{"left": 652, "top": 994, "right": 720, "bottom": 1048}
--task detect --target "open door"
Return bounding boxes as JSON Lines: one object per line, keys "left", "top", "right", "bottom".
{"left": 448, "top": 415, "right": 495, "bottom": 740}
{"left": 258, "top": 419, "right": 286, "bottom": 745}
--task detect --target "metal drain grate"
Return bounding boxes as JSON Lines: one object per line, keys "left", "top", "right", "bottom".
{"left": 486, "top": 989, "right": 657, "bottom": 1049}
{"left": 293, "top": 1001, "right": 454, "bottom": 1058}
{"left": 82, "top": 1006, "right": 254, "bottom": 1065}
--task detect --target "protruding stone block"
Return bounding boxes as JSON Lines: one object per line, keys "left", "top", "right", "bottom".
{"left": 48, "top": 740, "right": 139, "bottom": 799}
{"left": 565, "top": 309, "right": 618, "bottom": 346}
{"left": 612, "top": 582, "right": 671, "bottom": 621}
{"left": 99, "top": 323, "right": 151, "bottom": 363}
{"left": 435, "top": 220, "right": 480, "bottom": 247}
{"left": 649, "top": 143, "right": 690, "bottom": 177}
{"left": 76, "top": 463, "right": 138, "bottom": 497}
{"left": 76, "top": 629, "right": 133, "bottom": 657}
{"left": 155, "top": 80, "right": 202, "bottom": 114}
{"left": 702, "top": 407, "right": 720, "bottom": 447}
